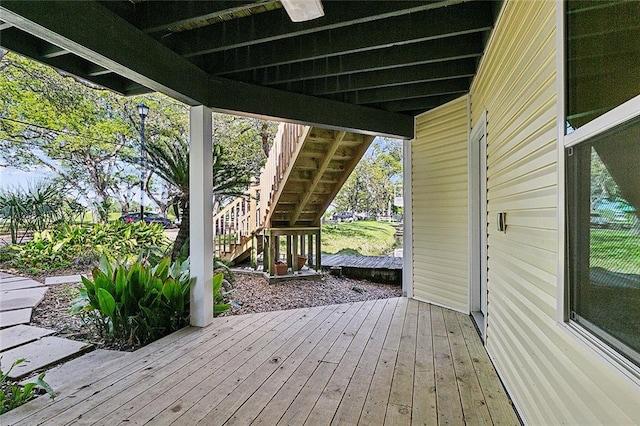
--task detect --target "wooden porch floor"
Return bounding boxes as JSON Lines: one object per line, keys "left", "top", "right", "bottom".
{"left": 2, "top": 298, "right": 519, "bottom": 425}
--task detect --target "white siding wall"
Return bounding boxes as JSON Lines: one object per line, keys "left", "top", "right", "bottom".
{"left": 412, "top": 96, "right": 469, "bottom": 313}
{"left": 470, "top": 1, "right": 640, "bottom": 423}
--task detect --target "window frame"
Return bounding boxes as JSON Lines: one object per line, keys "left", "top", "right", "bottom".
{"left": 558, "top": 0, "right": 640, "bottom": 384}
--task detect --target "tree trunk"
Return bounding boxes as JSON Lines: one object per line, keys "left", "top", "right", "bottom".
{"left": 172, "top": 200, "right": 189, "bottom": 260}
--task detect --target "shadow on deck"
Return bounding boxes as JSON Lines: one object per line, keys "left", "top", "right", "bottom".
{"left": 1, "top": 298, "right": 519, "bottom": 425}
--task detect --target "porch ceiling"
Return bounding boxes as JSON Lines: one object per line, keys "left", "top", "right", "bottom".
{"left": 0, "top": 1, "right": 499, "bottom": 139}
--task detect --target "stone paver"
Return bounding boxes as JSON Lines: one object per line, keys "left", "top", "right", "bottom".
{"left": 0, "top": 325, "right": 55, "bottom": 352}
{"left": 0, "top": 287, "right": 47, "bottom": 312}
{"left": 44, "top": 274, "right": 82, "bottom": 286}
{"left": 0, "top": 336, "right": 93, "bottom": 380}
{"left": 0, "top": 279, "right": 44, "bottom": 292}
{"left": 0, "top": 308, "right": 32, "bottom": 328}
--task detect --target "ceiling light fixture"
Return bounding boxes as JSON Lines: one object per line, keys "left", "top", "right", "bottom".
{"left": 281, "top": 0, "right": 324, "bottom": 22}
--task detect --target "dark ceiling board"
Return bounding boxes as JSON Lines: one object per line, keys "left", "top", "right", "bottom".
{"left": 224, "top": 34, "right": 485, "bottom": 85}
{"left": 133, "top": 1, "right": 263, "bottom": 34}
{"left": 340, "top": 78, "right": 470, "bottom": 105}
{"left": 367, "top": 94, "right": 463, "bottom": 113}
{"left": 167, "top": 1, "right": 462, "bottom": 57}
{"left": 198, "top": 2, "right": 494, "bottom": 73}
{"left": 0, "top": 1, "right": 210, "bottom": 106}
{"left": 0, "top": 27, "right": 128, "bottom": 94}
{"left": 0, "top": 1, "right": 414, "bottom": 138}
{"left": 280, "top": 59, "right": 478, "bottom": 96}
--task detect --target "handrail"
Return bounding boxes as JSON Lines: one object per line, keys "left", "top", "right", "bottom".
{"left": 258, "top": 122, "right": 307, "bottom": 227}
{"left": 213, "top": 185, "right": 259, "bottom": 258}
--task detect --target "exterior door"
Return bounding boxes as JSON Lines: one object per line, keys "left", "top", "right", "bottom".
{"left": 469, "top": 111, "right": 488, "bottom": 340}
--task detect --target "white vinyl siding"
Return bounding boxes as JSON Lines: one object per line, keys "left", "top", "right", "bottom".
{"left": 469, "top": 0, "right": 640, "bottom": 424}
{"left": 412, "top": 96, "right": 468, "bottom": 313}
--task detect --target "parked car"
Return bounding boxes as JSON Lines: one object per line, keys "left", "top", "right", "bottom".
{"left": 119, "top": 212, "right": 176, "bottom": 228}
{"left": 610, "top": 211, "right": 632, "bottom": 229}
{"left": 331, "top": 211, "right": 355, "bottom": 222}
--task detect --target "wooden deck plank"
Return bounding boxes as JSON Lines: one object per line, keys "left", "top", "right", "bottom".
{"left": 227, "top": 300, "right": 380, "bottom": 425}
{"left": 411, "top": 302, "right": 438, "bottom": 426}
{"left": 253, "top": 302, "right": 367, "bottom": 425}
{"left": 458, "top": 314, "right": 520, "bottom": 425}
{"left": 5, "top": 314, "right": 258, "bottom": 425}
{"left": 385, "top": 298, "right": 419, "bottom": 425}
{"left": 331, "top": 297, "right": 399, "bottom": 425}
{"left": 431, "top": 306, "right": 465, "bottom": 426}
{"left": 86, "top": 309, "right": 298, "bottom": 426}
{"left": 304, "top": 298, "right": 388, "bottom": 426}
{"left": 52, "top": 312, "right": 274, "bottom": 425}
{"left": 193, "top": 304, "right": 341, "bottom": 425}
{"left": 278, "top": 301, "right": 374, "bottom": 425}
{"left": 0, "top": 299, "right": 520, "bottom": 426}
{"left": 359, "top": 297, "right": 408, "bottom": 424}
{"left": 443, "top": 309, "right": 493, "bottom": 425}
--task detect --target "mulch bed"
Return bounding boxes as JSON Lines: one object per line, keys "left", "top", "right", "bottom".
{"left": 14, "top": 268, "right": 402, "bottom": 351}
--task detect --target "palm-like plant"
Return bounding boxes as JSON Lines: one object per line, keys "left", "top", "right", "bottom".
{"left": 143, "top": 136, "right": 251, "bottom": 259}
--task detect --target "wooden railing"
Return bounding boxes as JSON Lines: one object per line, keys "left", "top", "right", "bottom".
{"left": 213, "top": 185, "right": 259, "bottom": 259}
{"left": 258, "top": 122, "right": 308, "bottom": 227}
{"left": 213, "top": 122, "right": 308, "bottom": 261}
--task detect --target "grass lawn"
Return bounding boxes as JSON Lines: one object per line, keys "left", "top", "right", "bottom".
{"left": 590, "top": 228, "right": 640, "bottom": 274}
{"left": 322, "top": 220, "right": 397, "bottom": 256}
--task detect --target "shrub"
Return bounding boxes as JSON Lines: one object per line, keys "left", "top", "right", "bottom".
{"left": 0, "top": 357, "right": 54, "bottom": 415}
{"left": 71, "top": 256, "right": 230, "bottom": 348}
{"left": 0, "top": 221, "right": 170, "bottom": 272}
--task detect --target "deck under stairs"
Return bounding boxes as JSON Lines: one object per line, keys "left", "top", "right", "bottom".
{"left": 214, "top": 123, "right": 374, "bottom": 266}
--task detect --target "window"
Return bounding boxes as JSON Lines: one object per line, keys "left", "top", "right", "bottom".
{"left": 566, "top": 1, "right": 640, "bottom": 130}
{"left": 566, "top": 1, "right": 640, "bottom": 368}
{"left": 566, "top": 119, "right": 640, "bottom": 367}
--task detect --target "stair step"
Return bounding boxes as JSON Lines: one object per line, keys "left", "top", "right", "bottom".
{"left": 0, "top": 336, "right": 93, "bottom": 380}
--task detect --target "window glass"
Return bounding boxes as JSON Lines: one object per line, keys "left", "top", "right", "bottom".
{"left": 566, "top": 1, "right": 640, "bottom": 130}
{"left": 567, "top": 117, "right": 640, "bottom": 366}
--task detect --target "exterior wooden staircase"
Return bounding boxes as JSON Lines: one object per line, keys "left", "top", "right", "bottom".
{"left": 213, "top": 123, "right": 375, "bottom": 275}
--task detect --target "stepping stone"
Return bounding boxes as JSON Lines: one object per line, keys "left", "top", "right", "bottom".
{"left": 0, "top": 287, "right": 47, "bottom": 312}
{"left": 44, "top": 275, "right": 82, "bottom": 286}
{"left": 0, "top": 272, "right": 13, "bottom": 278}
{"left": 0, "top": 325, "right": 55, "bottom": 352}
{"left": 20, "top": 349, "right": 128, "bottom": 390}
{"left": 0, "top": 276, "right": 29, "bottom": 283}
{"left": 0, "top": 336, "right": 93, "bottom": 380}
{"left": 0, "top": 308, "right": 32, "bottom": 329}
{"left": 0, "top": 279, "right": 44, "bottom": 292}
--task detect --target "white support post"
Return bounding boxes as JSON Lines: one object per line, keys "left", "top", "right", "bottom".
{"left": 189, "top": 105, "right": 214, "bottom": 327}
{"left": 402, "top": 138, "right": 413, "bottom": 298}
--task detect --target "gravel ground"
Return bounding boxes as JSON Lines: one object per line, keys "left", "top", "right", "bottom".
{"left": 23, "top": 269, "right": 402, "bottom": 350}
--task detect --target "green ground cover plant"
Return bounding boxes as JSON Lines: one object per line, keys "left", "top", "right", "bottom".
{"left": 0, "top": 221, "right": 169, "bottom": 273}
{"left": 0, "top": 358, "right": 54, "bottom": 415}
{"left": 322, "top": 220, "right": 397, "bottom": 256}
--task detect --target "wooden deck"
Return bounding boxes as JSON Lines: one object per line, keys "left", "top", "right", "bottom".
{"left": 322, "top": 254, "right": 403, "bottom": 270}
{"left": 1, "top": 298, "right": 519, "bottom": 425}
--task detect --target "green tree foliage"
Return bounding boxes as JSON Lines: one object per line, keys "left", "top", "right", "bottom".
{"left": 0, "top": 51, "right": 138, "bottom": 221}
{"left": 334, "top": 138, "right": 402, "bottom": 215}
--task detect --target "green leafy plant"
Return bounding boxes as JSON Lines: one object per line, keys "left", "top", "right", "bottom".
{"left": 0, "top": 221, "right": 170, "bottom": 272}
{"left": 71, "top": 255, "right": 191, "bottom": 347}
{"left": 0, "top": 357, "right": 55, "bottom": 415}
{"left": 213, "top": 273, "right": 231, "bottom": 316}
